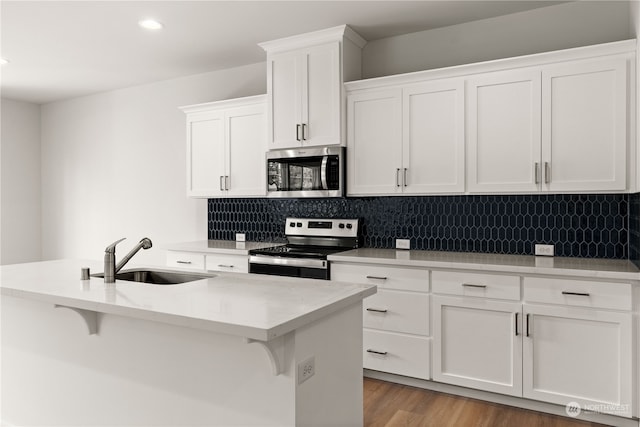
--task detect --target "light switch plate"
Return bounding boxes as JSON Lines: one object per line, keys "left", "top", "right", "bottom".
{"left": 535, "top": 244, "right": 554, "bottom": 257}
{"left": 236, "top": 233, "right": 246, "bottom": 242}
{"left": 396, "top": 239, "right": 410, "bottom": 250}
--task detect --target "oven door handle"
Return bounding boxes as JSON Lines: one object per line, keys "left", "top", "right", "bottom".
{"left": 249, "top": 255, "right": 328, "bottom": 269}
{"left": 320, "top": 156, "right": 329, "bottom": 190}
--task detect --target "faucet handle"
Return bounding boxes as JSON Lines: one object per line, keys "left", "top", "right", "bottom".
{"left": 105, "top": 237, "right": 126, "bottom": 253}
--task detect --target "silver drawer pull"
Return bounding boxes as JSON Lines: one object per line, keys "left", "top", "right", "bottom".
{"left": 366, "top": 349, "right": 388, "bottom": 356}
{"left": 218, "top": 264, "right": 234, "bottom": 268}
{"left": 366, "top": 308, "right": 388, "bottom": 313}
{"left": 176, "top": 261, "right": 192, "bottom": 265}
{"left": 462, "top": 283, "right": 487, "bottom": 289}
{"left": 562, "top": 291, "right": 590, "bottom": 297}
{"left": 366, "top": 275, "right": 387, "bottom": 280}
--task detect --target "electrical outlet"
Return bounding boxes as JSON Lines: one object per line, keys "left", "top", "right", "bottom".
{"left": 235, "top": 233, "right": 246, "bottom": 242}
{"left": 297, "top": 356, "right": 315, "bottom": 384}
{"left": 535, "top": 244, "right": 554, "bottom": 257}
{"left": 396, "top": 239, "right": 410, "bottom": 250}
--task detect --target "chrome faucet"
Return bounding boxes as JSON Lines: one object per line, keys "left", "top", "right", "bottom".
{"left": 103, "top": 237, "right": 153, "bottom": 283}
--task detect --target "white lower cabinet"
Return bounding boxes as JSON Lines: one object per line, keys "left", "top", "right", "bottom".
{"left": 432, "top": 295, "right": 523, "bottom": 396}
{"left": 431, "top": 271, "right": 634, "bottom": 418}
{"left": 205, "top": 253, "right": 248, "bottom": 273}
{"left": 166, "top": 251, "right": 206, "bottom": 271}
{"left": 363, "top": 329, "right": 430, "bottom": 380}
{"left": 166, "top": 251, "right": 248, "bottom": 273}
{"left": 522, "top": 303, "right": 633, "bottom": 417}
{"left": 331, "top": 262, "right": 431, "bottom": 380}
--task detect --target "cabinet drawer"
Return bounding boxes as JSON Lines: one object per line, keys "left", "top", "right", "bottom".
{"left": 166, "top": 251, "right": 206, "bottom": 271}
{"left": 363, "top": 290, "right": 430, "bottom": 336}
{"left": 524, "top": 277, "right": 632, "bottom": 311}
{"left": 332, "top": 263, "right": 428, "bottom": 292}
{"left": 363, "top": 329, "right": 430, "bottom": 380}
{"left": 205, "top": 254, "right": 248, "bottom": 273}
{"left": 432, "top": 270, "right": 520, "bottom": 301}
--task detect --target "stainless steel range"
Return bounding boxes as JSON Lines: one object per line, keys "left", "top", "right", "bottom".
{"left": 248, "top": 218, "right": 359, "bottom": 280}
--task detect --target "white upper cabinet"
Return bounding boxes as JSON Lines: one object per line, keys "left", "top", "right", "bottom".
{"left": 542, "top": 58, "right": 627, "bottom": 192}
{"left": 347, "top": 89, "right": 403, "bottom": 195}
{"left": 467, "top": 69, "right": 542, "bottom": 193}
{"left": 345, "top": 39, "right": 635, "bottom": 195}
{"left": 181, "top": 95, "right": 267, "bottom": 198}
{"left": 185, "top": 110, "right": 226, "bottom": 197}
{"left": 403, "top": 80, "right": 465, "bottom": 194}
{"left": 347, "top": 79, "right": 464, "bottom": 196}
{"left": 260, "top": 25, "right": 365, "bottom": 150}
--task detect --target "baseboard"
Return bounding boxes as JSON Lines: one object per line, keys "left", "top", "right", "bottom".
{"left": 364, "top": 370, "right": 638, "bottom": 427}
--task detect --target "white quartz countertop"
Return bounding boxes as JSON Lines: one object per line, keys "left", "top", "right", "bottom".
{"left": 328, "top": 248, "right": 640, "bottom": 281}
{"left": 0, "top": 259, "right": 376, "bottom": 341}
{"left": 165, "top": 240, "right": 283, "bottom": 255}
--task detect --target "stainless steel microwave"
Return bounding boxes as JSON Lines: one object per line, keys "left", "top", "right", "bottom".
{"left": 267, "top": 146, "right": 345, "bottom": 198}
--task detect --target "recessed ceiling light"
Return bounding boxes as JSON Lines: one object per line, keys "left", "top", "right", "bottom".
{"left": 138, "top": 19, "right": 163, "bottom": 30}
{"left": 0, "top": 58, "right": 9, "bottom": 65}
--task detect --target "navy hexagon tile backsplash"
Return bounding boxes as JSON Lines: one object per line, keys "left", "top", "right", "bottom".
{"left": 209, "top": 194, "right": 638, "bottom": 260}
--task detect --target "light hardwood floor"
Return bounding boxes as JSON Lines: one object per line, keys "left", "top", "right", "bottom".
{"left": 364, "top": 378, "right": 609, "bottom": 427}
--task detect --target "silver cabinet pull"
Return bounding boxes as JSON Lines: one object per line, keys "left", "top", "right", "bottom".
{"left": 301, "top": 123, "right": 307, "bottom": 141}
{"left": 403, "top": 168, "right": 408, "bottom": 187}
{"left": 366, "top": 275, "right": 387, "bottom": 280}
{"left": 176, "top": 260, "right": 192, "bottom": 265}
{"left": 219, "top": 176, "right": 224, "bottom": 191}
{"left": 296, "top": 124, "right": 301, "bottom": 141}
{"left": 396, "top": 168, "right": 401, "bottom": 187}
{"left": 225, "top": 176, "right": 229, "bottom": 191}
{"left": 526, "top": 313, "right": 531, "bottom": 337}
{"left": 366, "top": 349, "right": 388, "bottom": 356}
{"left": 544, "top": 162, "right": 550, "bottom": 183}
{"left": 462, "top": 283, "right": 487, "bottom": 289}
{"left": 366, "top": 308, "right": 388, "bottom": 313}
{"left": 515, "top": 312, "right": 519, "bottom": 336}
{"left": 562, "top": 291, "right": 590, "bottom": 297}
{"left": 534, "top": 162, "right": 540, "bottom": 184}
{"left": 218, "top": 264, "right": 234, "bottom": 268}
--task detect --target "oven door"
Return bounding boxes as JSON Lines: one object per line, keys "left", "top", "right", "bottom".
{"left": 266, "top": 146, "right": 344, "bottom": 198}
{"left": 248, "top": 255, "right": 330, "bottom": 280}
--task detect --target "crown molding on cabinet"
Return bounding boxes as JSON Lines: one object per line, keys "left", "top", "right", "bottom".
{"left": 258, "top": 24, "right": 367, "bottom": 54}
{"left": 345, "top": 39, "right": 636, "bottom": 92}
{"left": 179, "top": 94, "right": 267, "bottom": 115}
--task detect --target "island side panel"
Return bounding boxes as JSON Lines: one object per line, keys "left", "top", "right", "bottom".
{"left": 293, "top": 302, "right": 364, "bottom": 426}
{"left": 1, "top": 295, "right": 297, "bottom": 426}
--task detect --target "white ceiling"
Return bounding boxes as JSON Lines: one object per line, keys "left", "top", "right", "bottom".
{"left": 1, "top": 1, "right": 564, "bottom": 105}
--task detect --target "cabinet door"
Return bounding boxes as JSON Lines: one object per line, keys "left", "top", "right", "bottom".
{"left": 267, "top": 50, "right": 304, "bottom": 149}
{"left": 225, "top": 104, "right": 267, "bottom": 197}
{"left": 186, "top": 111, "right": 226, "bottom": 198}
{"left": 303, "top": 42, "right": 341, "bottom": 146}
{"left": 523, "top": 304, "right": 632, "bottom": 417}
{"left": 432, "top": 295, "right": 522, "bottom": 396}
{"left": 403, "top": 80, "right": 465, "bottom": 193}
{"left": 347, "top": 89, "right": 402, "bottom": 195}
{"left": 467, "top": 69, "right": 542, "bottom": 193}
{"left": 542, "top": 58, "right": 627, "bottom": 192}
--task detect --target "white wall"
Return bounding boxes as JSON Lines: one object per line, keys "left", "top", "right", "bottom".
{"left": 40, "top": 62, "right": 265, "bottom": 264}
{"left": 0, "top": 98, "right": 41, "bottom": 265}
{"left": 362, "top": 1, "right": 632, "bottom": 79}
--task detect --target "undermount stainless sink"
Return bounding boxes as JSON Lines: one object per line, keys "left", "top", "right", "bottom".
{"left": 91, "top": 268, "right": 216, "bottom": 285}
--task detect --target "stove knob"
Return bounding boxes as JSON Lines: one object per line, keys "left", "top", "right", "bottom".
{"left": 296, "top": 222, "right": 302, "bottom": 227}
{"left": 289, "top": 222, "right": 295, "bottom": 227}
{"left": 346, "top": 223, "right": 353, "bottom": 229}
{"left": 339, "top": 223, "right": 345, "bottom": 229}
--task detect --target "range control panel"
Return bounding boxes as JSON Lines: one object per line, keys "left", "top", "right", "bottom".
{"left": 285, "top": 218, "right": 359, "bottom": 238}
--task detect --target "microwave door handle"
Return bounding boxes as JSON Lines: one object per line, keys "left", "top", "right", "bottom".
{"left": 320, "top": 156, "right": 329, "bottom": 190}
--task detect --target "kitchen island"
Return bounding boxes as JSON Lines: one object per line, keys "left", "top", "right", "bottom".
{"left": 0, "top": 259, "right": 376, "bottom": 426}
